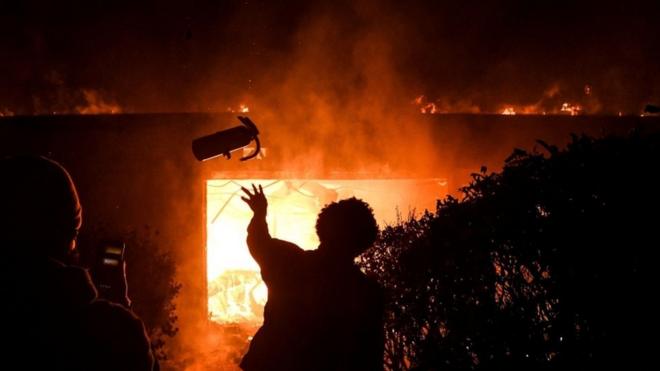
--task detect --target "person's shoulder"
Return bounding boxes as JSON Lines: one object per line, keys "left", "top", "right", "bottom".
{"left": 81, "top": 300, "right": 155, "bottom": 370}
{"left": 82, "top": 299, "right": 151, "bottom": 346}
{"left": 84, "top": 301, "right": 153, "bottom": 351}
{"left": 85, "top": 299, "right": 145, "bottom": 330}
{"left": 357, "top": 272, "right": 384, "bottom": 302}
{"left": 270, "top": 238, "right": 306, "bottom": 259}
{"left": 42, "top": 261, "right": 98, "bottom": 306}
{"left": 271, "top": 238, "right": 304, "bottom": 251}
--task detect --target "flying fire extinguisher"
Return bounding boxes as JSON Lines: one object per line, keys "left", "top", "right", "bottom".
{"left": 192, "top": 116, "right": 262, "bottom": 161}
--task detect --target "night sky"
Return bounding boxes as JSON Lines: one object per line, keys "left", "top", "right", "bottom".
{"left": 1, "top": 0, "right": 659, "bottom": 115}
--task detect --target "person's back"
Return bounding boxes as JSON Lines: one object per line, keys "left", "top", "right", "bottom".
{"left": 1, "top": 256, "right": 153, "bottom": 370}
{"left": 0, "top": 155, "right": 154, "bottom": 370}
{"left": 239, "top": 185, "right": 384, "bottom": 371}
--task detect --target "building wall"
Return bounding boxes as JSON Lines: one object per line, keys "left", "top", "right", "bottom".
{"left": 2, "top": 112, "right": 659, "bottom": 357}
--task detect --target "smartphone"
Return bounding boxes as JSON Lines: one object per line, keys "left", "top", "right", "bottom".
{"left": 101, "top": 244, "right": 125, "bottom": 268}
{"left": 95, "top": 241, "right": 126, "bottom": 295}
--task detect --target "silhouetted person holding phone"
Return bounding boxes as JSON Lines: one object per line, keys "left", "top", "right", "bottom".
{"left": 0, "top": 155, "right": 155, "bottom": 371}
{"left": 240, "top": 184, "right": 384, "bottom": 371}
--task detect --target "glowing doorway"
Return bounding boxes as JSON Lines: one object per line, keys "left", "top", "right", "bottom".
{"left": 207, "top": 179, "right": 446, "bottom": 324}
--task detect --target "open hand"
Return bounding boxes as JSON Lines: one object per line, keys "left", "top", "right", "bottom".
{"left": 241, "top": 184, "right": 268, "bottom": 218}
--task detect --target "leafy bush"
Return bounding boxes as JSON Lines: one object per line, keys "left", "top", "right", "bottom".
{"left": 362, "top": 132, "right": 658, "bottom": 370}
{"left": 123, "top": 227, "right": 181, "bottom": 360}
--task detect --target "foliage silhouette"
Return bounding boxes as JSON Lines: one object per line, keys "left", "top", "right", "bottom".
{"left": 361, "top": 131, "right": 657, "bottom": 370}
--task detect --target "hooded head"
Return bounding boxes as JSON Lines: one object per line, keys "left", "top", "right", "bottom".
{"left": 0, "top": 155, "right": 82, "bottom": 262}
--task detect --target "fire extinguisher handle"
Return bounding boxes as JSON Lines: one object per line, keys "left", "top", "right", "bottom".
{"left": 237, "top": 116, "right": 259, "bottom": 135}
{"left": 240, "top": 134, "right": 261, "bottom": 161}
{"left": 237, "top": 116, "right": 261, "bottom": 161}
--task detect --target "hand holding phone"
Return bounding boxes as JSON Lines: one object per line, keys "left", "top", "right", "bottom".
{"left": 95, "top": 241, "right": 131, "bottom": 308}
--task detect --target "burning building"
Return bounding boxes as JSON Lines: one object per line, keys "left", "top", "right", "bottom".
{"left": 206, "top": 178, "right": 445, "bottom": 325}
{"left": 2, "top": 0, "right": 660, "bottom": 368}
{"left": 2, "top": 111, "right": 659, "bottom": 368}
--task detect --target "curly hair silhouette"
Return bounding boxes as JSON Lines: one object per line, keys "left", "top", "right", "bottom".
{"left": 316, "top": 197, "right": 379, "bottom": 259}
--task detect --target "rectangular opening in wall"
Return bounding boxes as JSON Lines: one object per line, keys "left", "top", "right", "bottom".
{"left": 206, "top": 178, "right": 447, "bottom": 325}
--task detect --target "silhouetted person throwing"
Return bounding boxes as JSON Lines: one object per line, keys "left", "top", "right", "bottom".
{"left": 240, "top": 184, "right": 384, "bottom": 371}
{"left": 0, "top": 155, "right": 155, "bottom": 371}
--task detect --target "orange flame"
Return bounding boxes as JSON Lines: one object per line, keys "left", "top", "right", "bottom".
{"left": 207, "top": 178, "right": 447, "bottom": 324}
{"left": 501, "top": 107, "right": 516, "bottom": 115}
{"left": 226, "top": 104, "right": 250, "bottom": 113}
{"left": 560, "top": 102, "right": 581, "bottom": 116}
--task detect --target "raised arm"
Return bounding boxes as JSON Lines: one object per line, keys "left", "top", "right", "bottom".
{"left": 241, "top": 184, "right": 271, "bottom": 264}
{"left": 241, "top": 184, "right": 302, "bottom": 283}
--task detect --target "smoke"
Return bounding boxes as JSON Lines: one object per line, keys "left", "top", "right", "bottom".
{"left": 1, "top": 69, "right": 121, "bottom": 115}
{"left": 3, "top": 1, "right": 660, "bottom": 368}
{"left": 2, "top": 0, "right": 659, "bottom": 115}
{"left": 235, "top": 1, "right": 435, "bottom": 176}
